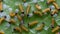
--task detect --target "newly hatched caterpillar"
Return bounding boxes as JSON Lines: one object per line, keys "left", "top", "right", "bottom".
{"left": 23, "top": 0, "right": 26, "bottom": 3}
{"left": 35, "top": 22, "right": 45, "bottom": 31}
{"left": 20, "top": 25, "right": 28, "bottom": 32}
{"left": 26, "top": 4, "right": 31, "bottom": 16}
{"left": 0, "top": 1, "right": 3, "bottom": 12}
{"left": 35, "top": 3, "right": 41, "bottom": 10}
{"left": 16, "top": 14, "right": 22, "bottom": 21}
{"left": 8, "top": 19, "right": 16, "bottom": 24}
{"left": 0, "top": 16, "right": 6, "bottom": 24}
{"left": 52, "top": 26, "right": 60, "bottom": 32}
{"left": 33, "top": 11, "right": 42, "bottom": 16}
{"left": 9, "top": 12, "right": 16, "bottom": 17}
{"left": 42, "top": 8, "right": 51, "bottom": 14}
{"left": 51, "top": 18, "right": 55, "bottom": 28}
{"left": 51, "top": 10, "right": 58, "bottom": 16}
{"left": 28, "top": 20, "right": 38, "bottom": 26}
{"left": 53, "top": 2, "right": 60, "bottom": 10}
{"left": 19, "top": 4, "right": 24, "bottom": 15}
{"left": 0, "top": 31, "right": 4, "bottom": 34}
{"left": 47, "top": 0, "right": 55, "bottom": 4}
{"left": 13, "top": 27, "right": 21, "bottom": 32}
